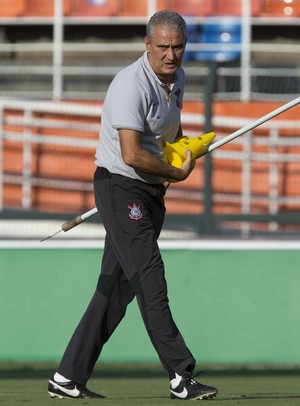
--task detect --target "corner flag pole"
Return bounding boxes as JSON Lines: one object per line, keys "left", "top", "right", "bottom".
{"left": 207, "top": 95, "right": 300, "bottom": 153}
{"left": 40, "top": 96, "right": 300, "bottom": 241}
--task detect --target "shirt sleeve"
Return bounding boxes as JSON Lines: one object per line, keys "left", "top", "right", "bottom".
{"left": 109, "top": 76, "right": 148, "bottom": 133}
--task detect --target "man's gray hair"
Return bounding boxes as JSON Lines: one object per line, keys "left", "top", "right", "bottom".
{"left": 146, "top": 10, "right": 187, "bottom": 42}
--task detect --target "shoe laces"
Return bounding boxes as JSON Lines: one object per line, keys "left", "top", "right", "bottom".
{"left": 184, "top": 371, "right": 204, "bottom": 386}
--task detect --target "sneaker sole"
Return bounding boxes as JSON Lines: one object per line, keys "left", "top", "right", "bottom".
{"left": 194, "top": 391, "right": 217, "bottom": 400}
{"left": 48, "top": 389, "right": 105, "bottom": 399}
{"left": 171, "top": 390, "right": 217, "bottom": 400}
{"left": 48, "top": 390, "right": 76, "bottom": 399}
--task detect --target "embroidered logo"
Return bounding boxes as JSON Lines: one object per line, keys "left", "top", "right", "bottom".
{"left": 128, "top": 203, "right": 143, "bottom": 220}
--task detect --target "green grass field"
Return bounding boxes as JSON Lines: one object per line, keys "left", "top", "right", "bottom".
{"left": 1, "top": 364, "right": 300, "bottom": 405}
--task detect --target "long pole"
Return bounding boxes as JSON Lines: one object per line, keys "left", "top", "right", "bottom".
{"left": 40, "top": 207, "right": 98, "bottom": 241}
{"left": 208, "top": 95, "right": 300, "bottom": 153}
{"left": 41, "top": 96, "right": 300, "bottom": 240}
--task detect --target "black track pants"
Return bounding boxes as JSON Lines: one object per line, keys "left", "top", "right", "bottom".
{"left": 58, "top": 167, "right": 195, "bottom": 384}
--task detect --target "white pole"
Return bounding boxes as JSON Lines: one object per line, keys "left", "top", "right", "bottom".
{"left": 148, "top": 0, "right": 157, "bottom": 18}
{"left": 208, "top": 96, "right": 300, "bottom": 152}
{"left": 240, "top": 0, "right": 251, "bottom": 101}
{"left": 43, "top": 96, "right": 300, "bottom": 238}
{"left": 80, "top": 207, "right": 98, "bottom": 220}
{"left": 61, "top": 207, "right": 99, "bottom": 231}
{"left": 53, "top": 0, "right": 63, "bottom": 100}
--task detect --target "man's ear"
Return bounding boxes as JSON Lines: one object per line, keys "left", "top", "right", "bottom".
{"left": 144, "top": 36, "right": 150, "bottom": 51}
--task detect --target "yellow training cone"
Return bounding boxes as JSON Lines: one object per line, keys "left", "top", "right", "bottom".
{"left": 165, "top": 132, "right": 216, "bottom": 168}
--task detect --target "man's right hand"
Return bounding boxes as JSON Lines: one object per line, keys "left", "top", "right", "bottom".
{"left": 176, "top": 149, "right": 195, "bottom": 181}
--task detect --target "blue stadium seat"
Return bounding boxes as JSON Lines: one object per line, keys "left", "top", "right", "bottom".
{"left": 194, "top": 19, "right": 242, "bottom": 62}
{"left": 183, "top": 20, "right": 200, "bottom": 62}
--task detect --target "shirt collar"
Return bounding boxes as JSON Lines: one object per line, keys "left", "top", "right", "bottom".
{"left": 142, "top": 51, "right": 178, "bottom": 89}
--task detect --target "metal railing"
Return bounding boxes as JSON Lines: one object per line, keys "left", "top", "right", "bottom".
{"left": 1, "top": 99, "right": 300, "bottom": 236}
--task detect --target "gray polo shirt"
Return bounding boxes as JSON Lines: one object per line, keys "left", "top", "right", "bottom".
{"left": 95, "top": 51, "right": 185, "bottom": 184}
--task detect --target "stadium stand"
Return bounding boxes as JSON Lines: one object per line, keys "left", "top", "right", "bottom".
{"left": 2, "top": 100, "right": 300, "bottom": 216}
{"left": 0, "top": 0, "right": 26, "bottom": 17}
{"left": 118, "top": 0, "right": 168, "bottom": 16}
{"left": 25, "top": 0, "right": 72, "bottom": 16}
{"left": 70, "top": 0, "right": 119, "bottom": 16}
{"left": 168, "top": 0, "right": 214, "bottom": 17}
{"left": 214, "top": 0, "right": 262, "bottom": 16}
{"left": 261, "top": 0, "right": 300, "bottom": 16}
{"left": 1, "top": 0, "right": 300, "bottom": 235}
{"left": 194, "top": 19, "right": 241, "bottom": 62}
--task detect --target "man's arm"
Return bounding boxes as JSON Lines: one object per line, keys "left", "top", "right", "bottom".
{"left": 119, "top": 129, "right": 194, "bottom": 182}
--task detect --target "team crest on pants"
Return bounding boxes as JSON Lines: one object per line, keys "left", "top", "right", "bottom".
{"left": 128, "top": 203, "right": 143, "bottom": 220}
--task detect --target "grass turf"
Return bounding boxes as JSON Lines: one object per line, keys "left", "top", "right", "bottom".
{"left": 0, "top": 364, "right": 300, "bottom": 405}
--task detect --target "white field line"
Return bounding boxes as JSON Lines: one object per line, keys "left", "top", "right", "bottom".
{"left": 1, "top": 239, "right": 300, "bottom": 250}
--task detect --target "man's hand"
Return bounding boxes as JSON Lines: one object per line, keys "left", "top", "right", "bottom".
{"left": 119, "top": 129, "right": 195, "bottom": 182}
{"left": 176, "top": 148, "right": 195, "bottom": 181}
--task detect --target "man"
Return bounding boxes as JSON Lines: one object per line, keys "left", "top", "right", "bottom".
{"left": 48, "top": 10, "right": 218, "bottom": 401}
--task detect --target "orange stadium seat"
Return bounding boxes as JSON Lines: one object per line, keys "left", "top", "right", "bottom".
{"left": 71, "top": 0, "right": 119, "bottom": 16}
{"left": 0, "top": 0, "right": 26, "bottom": 17}
{"left": 32, "top": 188, "right": 95, "bottom": 213}
{"left": 118, "top": 0, "right": 168, "bottom": 16}
{"left": 3, "top": 184, "right": 23, "bottom": 209}
{"left": 214, "top": 0, "right": 262, "bottom": 16}
{"left": 262, "top": 0, "right": 300, "bottom": 16}
{"left": 168, "top": 0, "right": 214, "bottom": 17}
{"left": 26, "top": 0, "right": 72, "bottom": 16}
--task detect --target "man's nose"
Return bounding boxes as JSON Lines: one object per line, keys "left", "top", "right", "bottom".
{"left": 165, "top": 47, "right": 176, "bottom": 59}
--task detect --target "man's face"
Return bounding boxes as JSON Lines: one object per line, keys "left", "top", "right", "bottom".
{"left": 144, "top": 26, "right": 186, "bottom": 84}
